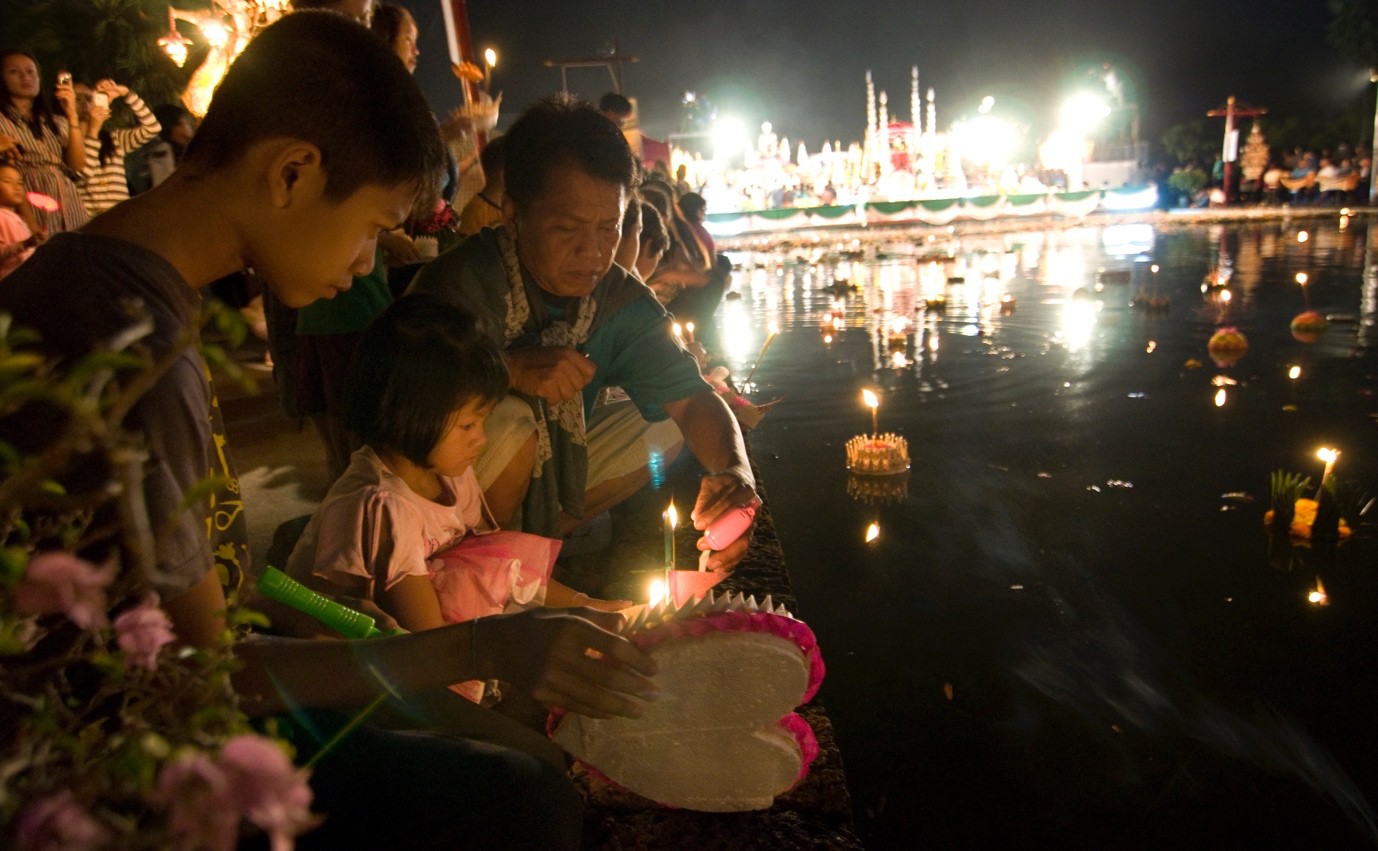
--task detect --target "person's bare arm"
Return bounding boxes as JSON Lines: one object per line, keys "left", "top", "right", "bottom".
{"left": 663, "top": 391, "right": 758, "bottom": 571}
{"left": 506, "top": 346, "right": 596, "bottom": 405}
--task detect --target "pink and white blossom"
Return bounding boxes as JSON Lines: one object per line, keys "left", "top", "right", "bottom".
{"left": 12, "top": 552, "right": 117, "bottom": 630}
{"left": 219, "top": 735, "right": 317, "bottom": 850}
{"left": 113, "top": 594, "right": 175, "bottom": 670}
{"left": 13, "top": 788, "right": 112, "bottom": 851}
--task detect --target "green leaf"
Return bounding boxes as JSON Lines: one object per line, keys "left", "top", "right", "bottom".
{"left": 176, "top": 476, "right": 232, "bottom": 513}
{"left": 0, "top": 546, "right": 28, "bottom": 583}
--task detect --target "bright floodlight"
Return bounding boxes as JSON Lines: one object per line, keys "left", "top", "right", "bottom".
{"left": 979, "top": 96, "right": 995, "bottom": 114}
{"left": 712, "top": 117, "right": 746, "bottom": 161}
{"left": 1060, "top": 92, "right": 1111, "bottom": 134}
{"left": 955, "top": 115, "right": 1018, "bottom": 167}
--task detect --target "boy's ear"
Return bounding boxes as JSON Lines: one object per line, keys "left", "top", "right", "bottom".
{"left": 266, "top": 141, "right": 325, "bottom": 209}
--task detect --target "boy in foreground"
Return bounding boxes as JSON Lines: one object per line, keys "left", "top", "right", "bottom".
{"left": 0, "top": 13, "right": 656, "bottom": 849}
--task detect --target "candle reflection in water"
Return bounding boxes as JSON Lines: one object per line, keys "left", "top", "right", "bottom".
{"left": 1308, "top": 576, "right": 1329, "bottom": 607}
{"left": 865, "top": 521, "right": 880, "bottom": 543}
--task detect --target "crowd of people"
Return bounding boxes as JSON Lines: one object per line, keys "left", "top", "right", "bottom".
{"left": 2, "top": 4, "right": 756, "bottom": 848}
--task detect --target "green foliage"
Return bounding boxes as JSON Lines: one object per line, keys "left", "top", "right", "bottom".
{"left": 1269, "top": 470, "right": 1313, "bottom": 524}
{"left": 1166, "top": 168, "right": 1207, "bottom": 202}
{"left": 1328, "top": 0, "right": 1378, "bottom": 69}
{"left": 1160, "top": 119, "right": 1217, "bottom": 167}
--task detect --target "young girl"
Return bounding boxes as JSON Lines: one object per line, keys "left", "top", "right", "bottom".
{"left": 76, "top": 79, "right": 161, "bottom": 216}
{"left": 0, "top": 162, "right": 40, "bottom": 279}
{"left": 285, "top": 294, "right": 628, "bottom": 701}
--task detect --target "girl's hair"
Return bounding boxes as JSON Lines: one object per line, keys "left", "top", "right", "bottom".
{"left": 0, "top": 49, "right": 61, "bottom": 139}
{"left": 638, "top": 202, "right": 668, "bottom": 257}
{"left": 346, "top": 294, "right": 508, "bottom": 467}
{"left": 369, "top": 4, "right": 413, "bottom": 49}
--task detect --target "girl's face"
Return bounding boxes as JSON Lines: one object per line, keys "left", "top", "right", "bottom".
{"left": 2, "top": 54, "right": 40, "bottom": 99}
{"left": 394, "top": 13, "right": 419, "bottom": 73}
{"left": 0, "top": 167, "right": 26, "bottom": 209}
{"left": 427, "top": 397, "right": 493, "bottom": 477}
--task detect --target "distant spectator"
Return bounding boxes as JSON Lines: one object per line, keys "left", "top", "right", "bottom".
{"left": 0, "top": 49, "right": 88, "bottom": 233}
{"left": 598, "top": 92, "right": 633, "bottom": 126}
{"left": 634, "top": 201, "right": 668, "bottom": 283}
{"left": 126, "top": 104, "right": 193, "bottom": 196}
{"left": 74, "top": 79, "right": 160, "bottom": 216}
{"left": 458, "top": 134, "right": 505, "bottom": 235}
{"left": 0, "top": 162, "right": 40, "bottom": 278}
{"left": 370, "top": 4, "right": 418, "bottom": 72}
{"left": 292, "top": 0, "right": 372, "bottom": 24}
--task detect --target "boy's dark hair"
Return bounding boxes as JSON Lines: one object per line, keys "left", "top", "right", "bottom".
{"left": 638, "top": 202, "right": 668, "bottom": 257}
{"left": 678, "top": 192, "right": 707, "bottom": 218}
{"left": 503, "top": 95, "right": 638, "bottom": 210}
{"left": 346, "top": 294, "right": 508, "bottom": 467}
{"left": 478, "top": 134, "right": 505, "bottom": 180}
{"left": 183, "top": 12, "right": 445, "bottom": 205}
{"left": 598, "top": 92, "right": 632, "bottom": 119}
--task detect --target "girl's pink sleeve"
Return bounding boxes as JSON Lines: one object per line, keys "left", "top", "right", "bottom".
{"left": 311, "top": 489, "right": 430, "bottom": 594}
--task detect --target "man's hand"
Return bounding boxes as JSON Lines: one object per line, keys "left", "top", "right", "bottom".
{"left": 507, "top": 346, "right": 596, "bottom": 405}
{"left": 691, "top": 471, "right": 758, "bottom": 572}
{"left": 377, "top": 229, "right": 423, "bottom": 266}
{"left": 479, "top": 609, "right": 658, "bottom": 719}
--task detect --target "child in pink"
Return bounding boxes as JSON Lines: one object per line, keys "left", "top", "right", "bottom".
{"left": 0, "top": 163, "right": 40, "bottom": 279}
{"left": 286, "top": 295, "right": 627, "bottom": 701}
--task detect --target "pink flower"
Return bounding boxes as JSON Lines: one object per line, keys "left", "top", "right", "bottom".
{"left": 155, "top": 751, "right": 238, "bottom": 851}
{"left": 12, "top": 552, "right": 117, "bottom": 630}
{"left": 13, "top": 788, "right": 112, "bottom": 851}
{"left": 113, "top": 594, "right": 175, "bottom": 670}
{"left": 219, "top": 735, "right": 317, "bottom": 850}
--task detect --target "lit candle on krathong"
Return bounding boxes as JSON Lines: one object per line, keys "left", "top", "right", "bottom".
{"left": 1288, "top": 365, "right": 1302, "bottom": 380}
{"left": 743, "top": 322, "right": 780, "bottom": 386}
{"left": 672, "top": 322, "right": 684, "bottom": 344}
{"left": 1316, "top": 447, "right": 1340, "bottom": 497}
{"left": 1297, "top": 231, "right": 1309, "bottom": 243}
{"left": 1307, "top": 576, "right": 1329, "bottom": 607}
{"left": 483, "top": 47, "right": 497, "bottom": 90}
{"left": 664, "top": 502, "right": 678, "bottom": 575}
{"left": 1296, "top": 272, "right": 1312, "bottom": 309}
{"left": 865, "top": 521, "right": 880, "bottom": 543}
{"left": 846, "top": 389, "right": 909, "bottom": 475}
{"left": 648, "top": 577, "right": 666, "bottom": 608}
{"left": 1214, "top": 388, "right": 1227, "bottom": 407}
{"left": 685, "top": 322, "right": 696, "bottom": 344}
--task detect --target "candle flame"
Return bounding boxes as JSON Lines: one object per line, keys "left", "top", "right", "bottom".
{"left": 1214, "top": 388, "right": 1227, "bottom": 407}
{"left": 862, "top": 388, "right": 879, "bottom": 410}
{"left": 865, "top": 522, "right": 880, "bottom": 543}
{"left": 1219, "top": 289, "right": 1232, "bottom": 303}
{"left": 1145, "top": 340, "right": 1156, "bottom": 353}
{"left": 685, "top": 321, "right": 695, "bottom": 336}
{"left": 666, "top": 503, "right": 678, "bottom": 528}
{"left": 1150, "top": 264, "right": 1159, "bottom": 274}
{"left": 1316, "top": 447, "right": 1339, "bottom": 464}
{"left": 648, "top": 578, "right": 666, "bottom": 607}
{"left": 767, "top": 322, "right": 780, "bottom": 338}
{"left": 484, "top": 47, "right": 497, "bottom": 68}
{"left": 1297, "top": 231, "right": 1309, "bottom": 243}
{"left": 1288, "top": 365, "right": 1301, "bottom": 380}
{"left": 672, "top": 322, "right": 683, "bottom": 340}
{"left": 1307, "top": 576, "right": 1328, "bottom": 606}
{"left": 1295, "top": 272, "right": 1308, "bottom": 285}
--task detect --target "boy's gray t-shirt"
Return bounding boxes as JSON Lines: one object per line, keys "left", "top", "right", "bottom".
{"left": 0, "top": 232, "right": 248, "bottom": 598}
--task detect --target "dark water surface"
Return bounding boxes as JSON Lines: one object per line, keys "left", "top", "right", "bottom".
{"left": 721, "top": 217, "right": 1378, "bottom": 848}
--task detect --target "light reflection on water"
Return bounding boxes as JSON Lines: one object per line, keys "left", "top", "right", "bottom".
{"left": 723, "top": 218, "right": 1378, "bottom": 847}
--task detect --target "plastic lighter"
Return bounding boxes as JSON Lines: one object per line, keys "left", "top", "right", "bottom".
{"left": 257, "top": 566, "right": 393, "bottom": 639}
{"left": 702, "top": 498, "right": 762, "bottom": 551}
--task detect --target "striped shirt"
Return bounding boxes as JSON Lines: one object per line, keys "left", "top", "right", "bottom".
{"left": 79, "top": 93, "right": 160, "bottom": 216}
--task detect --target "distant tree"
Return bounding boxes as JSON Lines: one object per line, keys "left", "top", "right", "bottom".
{"left": 1328, "top": 0, "right": 1378, "bottom": 70}
{"left": 1160, "top": 119, "right": 1217, "bottom": 166}
{"left": 0, "top": 0, "right": 204, "bottom": 110}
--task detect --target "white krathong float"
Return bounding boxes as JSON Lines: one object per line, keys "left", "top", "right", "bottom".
{"left": 548, "top": 590, "right": 825, "bottom": 812}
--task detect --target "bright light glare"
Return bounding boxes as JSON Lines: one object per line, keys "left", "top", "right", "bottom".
{"left": 1060, "top": 92, "right": 1111, "bottom": 134}
{"left": 865, "top": 522, "right": 880, "bottom": 543}
{"left": 1295, "top": 272, "right": 1308, "bottom": 285}
{"left": 712, "top": 117, "right": 747, "bottom": 161}
{"left": 862, "top": 388, "right": 879, "bottom": 410}
{"left": 484, "top": 48, "right": 497, "bottom": 68}
{"left": 978, "top": 95, "right": 995, "bottom": 114}
{"left": 200, "top": 20, "right": 229, "bottom": 49}
{"left": 1316, "top": 447, "right": 1339, "bottom": 464}
{"left": 648, "top": 578, "right": 666, "bottom": 607}
{"left": 954, "top": 115, "right": 1019, "bottom": 167}
{"left": 1214, "top": 388, "right": 1227, "bottom": 407}
{"left": 1288, "top": 365, "right": 1302, "bottom": 380}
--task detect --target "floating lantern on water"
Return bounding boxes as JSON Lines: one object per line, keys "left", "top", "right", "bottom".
{"left": 1207, "top": 326, "right": 1248, "bottom": 367}
{"left": 864, "top": 521, "right": 880, "bottom": 543}
{"left": 1297, "top": 231, "right": 1309, "bottom": 243}
{"left": 846, "top": 389, "right": 910, "bottom": 475}
{"left": 1307, "top": 577, "right": 1329, "bottom": 606}
{"left": 1213, "top": 387, "right": 1227, "bottom": 407}
{"left": 887, "top": 317, "right": 909, "bottom": 353}
{"left": 999, "top": 294, "right": 1016, "bottom": 315}
{"left": 1265, "top": 465, "right": 1353, "bottom": 544}
{"left": 1290, "top": 310, "right": 1328, "bottom": 343}
{"left": 1316, "top": 447, "right": 1340, "bottom": 495}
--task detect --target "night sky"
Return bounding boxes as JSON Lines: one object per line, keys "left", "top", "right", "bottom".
{"left": 397, "top": 1, "right": 1368, "bottom": 157}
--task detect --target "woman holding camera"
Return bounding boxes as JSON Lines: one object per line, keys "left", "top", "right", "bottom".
{"left": 75, "top": 79, "right": 160, "bottom": 216}
{"left": 0, "top": 49, "right": 88, "bottom": 233}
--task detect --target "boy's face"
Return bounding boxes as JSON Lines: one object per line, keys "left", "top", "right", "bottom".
{"left": 254, "top": 181, "right": 415, "bottom": 308}
{"left": 428, "top": 397, "right": 493, "bottom": 477}
{"left": 0, "top": 167, "right": 25, "bottom": 208}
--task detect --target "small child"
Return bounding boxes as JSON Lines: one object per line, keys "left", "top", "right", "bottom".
{"left": 285, "top": 294, "right": 628, "bottom": 701}
{"left": 0, "top": 163, "right": 41, "bottom": 279}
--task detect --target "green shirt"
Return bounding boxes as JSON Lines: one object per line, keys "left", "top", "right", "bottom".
{"left": 295, "top": 248, "right": 392, "bottom": 335}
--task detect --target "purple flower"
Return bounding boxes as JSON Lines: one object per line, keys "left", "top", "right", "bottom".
{"left": 113, "top": 594, "right": 176, "bottom": 670}
{"left": 13, "top": 788, "right": 112, "bottom": 851}
{"left": 12, "top": 552, "right": 117, "bottom": 630}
